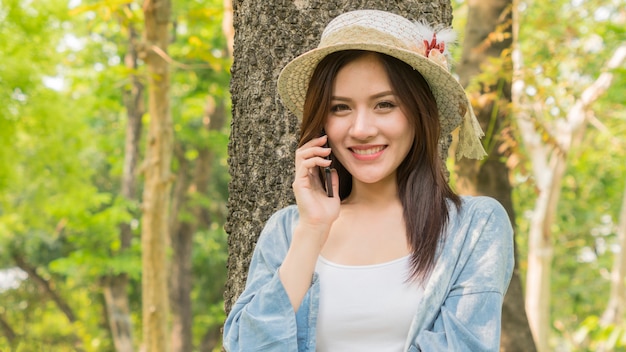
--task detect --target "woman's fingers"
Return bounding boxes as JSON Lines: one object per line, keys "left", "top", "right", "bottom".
{"left": 296, "top": 156, "right": 331, "bottom": 173}
{"left": 295, "top": 137, "right": 331, "bottom": 163}
{"left": 294, "top": 136, "right": 332, "bottom": 178}
{"left": 293, "top": 135, "right": 336, "bottom": 200}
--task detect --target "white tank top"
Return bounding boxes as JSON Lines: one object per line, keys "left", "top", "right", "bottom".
{"left": 314, "top": 255, "right": 423, "bottom": 352}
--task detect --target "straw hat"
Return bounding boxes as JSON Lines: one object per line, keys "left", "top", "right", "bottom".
{"left": 277, "top": 9, "right": 486, "bottom": 159}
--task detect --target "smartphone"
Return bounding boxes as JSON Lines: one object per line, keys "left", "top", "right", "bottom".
{"left": 320, "top": 132, "right": 333, "bottom": 198}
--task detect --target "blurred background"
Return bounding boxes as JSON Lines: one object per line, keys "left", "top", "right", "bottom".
{"left": 0, "top": 0, "right": 624, "bottom": 351}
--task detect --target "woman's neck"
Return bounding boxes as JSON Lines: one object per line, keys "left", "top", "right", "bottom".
{"left": 343, "top": 177, "right": 400, "bottom": 207}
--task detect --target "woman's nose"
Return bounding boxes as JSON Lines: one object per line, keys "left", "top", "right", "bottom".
{"left": 349, "top": 110, "right": 376, "bottom": 140}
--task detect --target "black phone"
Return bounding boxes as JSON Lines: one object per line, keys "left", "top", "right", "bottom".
{"left": 320, "top": 132, "right": 333, "bottom": 198}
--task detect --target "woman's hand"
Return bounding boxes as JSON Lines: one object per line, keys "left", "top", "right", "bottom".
{"left": 292, "top": 135, "right": 340, "bottom": 240}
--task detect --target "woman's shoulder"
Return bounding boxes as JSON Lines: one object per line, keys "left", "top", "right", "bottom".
{"left": 457, "top": 195, "right": 509, "bottom": 220}
{"left": 448, "top": 195, "right": 513, "bottom": 239}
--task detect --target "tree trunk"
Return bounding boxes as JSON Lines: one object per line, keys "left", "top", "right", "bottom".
{"left": 224, "top": 0, "right": 452, "bottom": 315}
{"left": 141, "top": 0, "right": 173, "bottom": 350}
{"left": 102, "top": 275, "right": 135, "bottom": 352}
{"left": 523, "top": 161, "right": 559, "bottom": 352}
{"left": 454, "top": 1, "right": 536, "bottom": 351}
{"left": 102, "top": 17, "right": 143, "bottom": 352}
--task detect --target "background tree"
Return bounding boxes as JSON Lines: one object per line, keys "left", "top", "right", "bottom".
{"left": 96, "top": 4, "right": 143, "bottom": 351}
{"left": 511, "top": 0, "right": 626, "bottom": 350}
{"left": 141, "top": 0, "right": 173, "bottom": 350}
{"left": 516, "top": 41, "right": 626, "bottom": 351}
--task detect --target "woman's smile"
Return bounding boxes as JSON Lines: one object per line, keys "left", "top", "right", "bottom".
{"left": 349, "top": 145, "right": 386, "bottom": 160}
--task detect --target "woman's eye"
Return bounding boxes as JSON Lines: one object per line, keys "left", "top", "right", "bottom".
{"left": 376, "top": 101, "right": 396, "bottom": 110}
{"left": 330, "top": 104, "right": 350, "bottom": 113}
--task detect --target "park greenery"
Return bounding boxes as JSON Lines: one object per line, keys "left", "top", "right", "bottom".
{"left": 0, "top": 0, "right": 624, "bottom": 351}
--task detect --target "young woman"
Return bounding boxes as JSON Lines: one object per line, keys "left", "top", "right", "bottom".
{"left": 224, "top": 10, "right": 514, "bottom": 352}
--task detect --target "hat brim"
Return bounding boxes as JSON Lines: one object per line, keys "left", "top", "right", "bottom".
{"left": 277, "top": 43, "right": 469, "bottom": 136}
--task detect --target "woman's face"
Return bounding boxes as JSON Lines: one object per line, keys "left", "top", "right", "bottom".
{"left": 324, "top": 53, "right": 415, "bottom": 187}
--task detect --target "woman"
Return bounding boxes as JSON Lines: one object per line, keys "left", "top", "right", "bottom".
{"left": 224, "top": 9, "right": 514, "bottom": 352}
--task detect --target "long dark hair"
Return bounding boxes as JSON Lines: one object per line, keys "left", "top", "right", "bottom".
{"left": 298, "top": 50, "right": 461, "bottom": 280}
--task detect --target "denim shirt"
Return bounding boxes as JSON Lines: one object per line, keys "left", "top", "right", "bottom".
{"left": 223, "top": 196, "right": 514, "bottom": 351}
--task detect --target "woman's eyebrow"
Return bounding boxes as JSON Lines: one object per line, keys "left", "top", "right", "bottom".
{"left": 331, "top": 91, "right": 395, "bottom": 101}
{"left": 371, "top": 91, "right": 395, "bottom": 99}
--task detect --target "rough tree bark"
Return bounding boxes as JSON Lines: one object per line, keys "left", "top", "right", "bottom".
{"left": 140, "top": 0, "right": 173, "bottom": 351}
{"left": 101, "top": 13, "right": 143, "bottom": 352}
{"left": 454, "top": 1, "right": 536, "bottom": 350}
{"left": 224, "top": 0, "right": 453, "bottom": 315}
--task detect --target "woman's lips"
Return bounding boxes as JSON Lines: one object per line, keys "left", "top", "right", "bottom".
{"left": 349, "top": 145, "right": 386, "bottom": 160}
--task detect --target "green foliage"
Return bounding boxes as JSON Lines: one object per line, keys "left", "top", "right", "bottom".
{"left": 192, "top": 226, "right": 228, "bottom": 346}
{"left": 1, "top": 0, "right": 231, "bottom": 349}
{"left": 569, "top": 316, "right": 626, "bottom": 351}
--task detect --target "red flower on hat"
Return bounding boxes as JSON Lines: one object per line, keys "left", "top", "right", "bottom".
{"left": 413, "top": 21, "right": 456, "bottom": 69}
{"left": 424, "top": 33, "right": 445, "bottom": 57}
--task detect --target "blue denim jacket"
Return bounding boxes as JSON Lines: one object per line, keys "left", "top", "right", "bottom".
{"left": 224, "top": 196, "right": 514, "bottom": 351}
